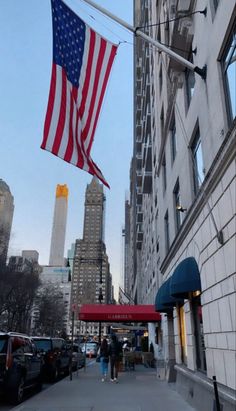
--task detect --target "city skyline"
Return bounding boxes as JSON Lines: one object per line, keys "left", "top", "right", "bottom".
{"left": 0, "top": 0, "right": 133, "bottom": 297}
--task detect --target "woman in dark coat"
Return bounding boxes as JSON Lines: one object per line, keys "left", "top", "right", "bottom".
{"left": 108, "top": 334, "right": 121, "bottom": 382}
{"left": 100, "top": 338, "right": 109, "bottom": 381}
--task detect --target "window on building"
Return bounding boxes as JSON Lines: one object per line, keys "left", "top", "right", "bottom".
{"left": 159, "top": 64, "right": 163, "bottom": 93}
{"left": 162, "top": 154, "right": 167, "bottom": 192}
{"left": 170, "top": 120, "right": 177, "bottom": 162}
{"left": 191, "top": 294, "right": 207, "bottom": 372}
{"left": 164, "top": 210, "right": 170, "bottom": 252}
{"left": 160, "top": 106, "right": 164, "bottom": 138}
{"left": 177, "top": 305, "right": 187, "bottom": 365}
{"left": 165, "top": 20, "right": 169, "bottom": 46}
{"left": 191, "top": 129, "right": 204, "bottom": 195}
{"left": 211, "top": 0, "right": 219, "bottom": 13}
{"left": 173, "top": 180, "right": 182, "bottom": 231}
{"left": 185, "top": 51, "right": 195, "bottom": 107}
{"left": 221, "top": 28, "right": 236, "bottom": 123}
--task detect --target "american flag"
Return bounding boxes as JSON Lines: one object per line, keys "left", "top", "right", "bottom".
{"left": 41, "top": 0, "right": 118, "bottom": 188}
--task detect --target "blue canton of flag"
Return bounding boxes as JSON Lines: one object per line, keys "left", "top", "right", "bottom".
{"left": 52, "top": 2, "right": 85, "bottom": 87}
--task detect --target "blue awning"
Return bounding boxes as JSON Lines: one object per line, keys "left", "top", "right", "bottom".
{"left": 155, "top": 278, "right": 183, "bottom": 313}
{"left": 170, "top": 257, "right": 201, "bottom": 299}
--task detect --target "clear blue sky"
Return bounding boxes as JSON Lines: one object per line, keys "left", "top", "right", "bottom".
{"left": 0, "top": 0, "right": 133, "bottom": 296}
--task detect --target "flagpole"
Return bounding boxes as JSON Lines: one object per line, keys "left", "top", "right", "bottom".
{"left": 82, "top": 0, "right": 206, "bottom": 79}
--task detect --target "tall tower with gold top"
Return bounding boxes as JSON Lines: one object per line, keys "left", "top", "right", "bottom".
{"left": 49, "top": 184, "right": 68, "bottom": 266}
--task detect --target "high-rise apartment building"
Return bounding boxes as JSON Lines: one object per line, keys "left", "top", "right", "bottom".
{"left": 127, "top": 1, "right": 236, "bottom": 410}
{"left": 123, "top": 199, "right": 131, "bottom": 294}
{"left": 0, "top": 179, "right": 14, "bottom": 267}
{"left": 49, "top": 184, "right": 68, "bottom": 266}
{"left": 71, "top": 177, "right": 112, "bottom": 336}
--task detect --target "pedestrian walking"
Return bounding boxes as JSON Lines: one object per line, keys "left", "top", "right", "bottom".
{"left": 108, "top": 334, "right": 121, "bottom": 383}
{"left": 99, "top": 338, "right": 109, "bottom": 382}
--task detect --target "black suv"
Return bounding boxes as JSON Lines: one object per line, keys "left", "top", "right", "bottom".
{"left": 0, "top": 332, "right": 42, "bottom": 404}
{"left": 32, "top": 337, "right": 70, "bottom": 381}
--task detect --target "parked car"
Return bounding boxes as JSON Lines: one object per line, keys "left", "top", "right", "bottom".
{"left": 0, "top": 332, "right": 43, "bottom": 404}
{"left": 32, "top": 337, "right": 70, "bottom": 381}
{"left": 66, "top": 343, "right": 85, "bottom": 370}
{"left": 80, "top": 342, "right": 98, "bottom": 357}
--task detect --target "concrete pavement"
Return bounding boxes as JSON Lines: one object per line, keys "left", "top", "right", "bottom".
{"left": 12, "top": 359, "right": 197, "bottom": 411}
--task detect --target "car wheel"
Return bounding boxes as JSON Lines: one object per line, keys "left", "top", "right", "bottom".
{"left": 51, "top": 366, "right": 60, "bottom": 382}
{"left": 64, "top": 364, "right": 70, "bottom": 375}
{"left": 36, "top": 374, "right": 43, "bottom": 391}
{"left": 11, "top": 375, "right": 25, "bottom": 404}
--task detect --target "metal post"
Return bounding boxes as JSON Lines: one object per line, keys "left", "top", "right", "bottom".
{"left": 70, "top": 311, "right": 75, "bottom": 381}
{"left": 82, "top": 0, "right": 206, "bottom": 79}
{"left": 212, "top": 376, "right": 221, "bottom": 411}
{"left": 98, "top": 252, "right": 103, "bottom": 345}
{"left": 84, "top": 324, "right": 87, "bottom": 372}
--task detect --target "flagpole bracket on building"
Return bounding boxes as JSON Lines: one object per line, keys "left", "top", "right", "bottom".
{"left": 194, "top": 64, "right": 207, "bottom": 80}
{"left": 82, "top": 0, "right": 207, "bottom": 80}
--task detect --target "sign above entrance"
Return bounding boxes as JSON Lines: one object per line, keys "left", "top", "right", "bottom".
{"left": 78, "top": 304, "right": 161, "bottom": 322}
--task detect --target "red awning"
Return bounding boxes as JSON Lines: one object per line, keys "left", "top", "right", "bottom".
{"left": 78, "top": 304, "right": 161, "bottom": 322}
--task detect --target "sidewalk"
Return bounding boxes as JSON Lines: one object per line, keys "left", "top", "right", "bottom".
{"left": 12, "top": 360, "right": 197, "bottom": 411}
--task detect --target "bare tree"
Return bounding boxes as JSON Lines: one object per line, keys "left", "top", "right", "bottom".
{"left": 34, "top": 284, "right": 67, "bottom": 337}
{"left": 0, "top": 266, "right": 40, "bottom": 333}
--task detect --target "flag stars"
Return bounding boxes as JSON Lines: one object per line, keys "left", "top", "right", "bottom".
{"left": 52, "top": 0, "right": 86, "bottom": 87}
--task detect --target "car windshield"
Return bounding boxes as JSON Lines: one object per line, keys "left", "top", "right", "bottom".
{"left": 33, "top": 339, "right": 51, "bottom": 352}
{"left": 0, "top": 337, "right": 7, "bottom": 353}
{"left": 86, "top": 343, "right": 97, "bottom": 349}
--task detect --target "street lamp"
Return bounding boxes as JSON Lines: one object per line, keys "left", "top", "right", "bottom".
{"left": 69, "top": 304, "right": 76, "bottom": 381}
{"left": 66, "top": 258, "right": 76, "bottom": 381}
{"left": 98, "top": 256, "right": 103, "bottom": 345}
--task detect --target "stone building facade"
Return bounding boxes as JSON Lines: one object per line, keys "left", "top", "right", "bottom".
{"left": 128, "top": 1, "right": 236, "bottom": 410}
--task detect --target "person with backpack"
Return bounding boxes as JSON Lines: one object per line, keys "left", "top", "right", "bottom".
{"left": 108, "top": 334, "right": 121, "bottom": 383}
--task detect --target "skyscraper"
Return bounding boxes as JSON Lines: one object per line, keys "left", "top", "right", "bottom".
{"left": 49, "top": 184, "right": 68, "bottom": 266}
{"left": 71, "top": 177, "right": 112, "bottom": 336}
{"left": 0, "top": 179, "right": 14, "bottom": 267}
